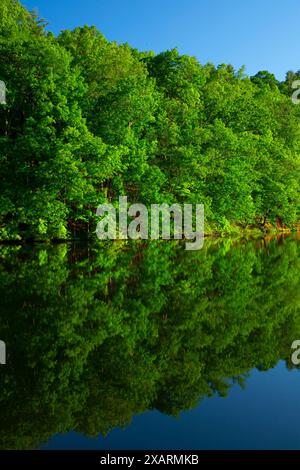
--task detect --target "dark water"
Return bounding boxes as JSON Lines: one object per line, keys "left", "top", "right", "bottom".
{"left": 0, "top": 235, "right": 299, "bottom": 450}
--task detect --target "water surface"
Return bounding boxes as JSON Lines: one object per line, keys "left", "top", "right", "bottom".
{"left": 0, "top": 235, "right": 299, "bottom": 449}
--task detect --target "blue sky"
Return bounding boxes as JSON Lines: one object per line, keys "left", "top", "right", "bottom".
{"left": 22, "top": 0, "right": 299, "bottom": 80}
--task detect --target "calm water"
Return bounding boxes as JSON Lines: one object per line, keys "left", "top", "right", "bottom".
{"left": 0, "top": 235, "right": 299, "bottom": 450}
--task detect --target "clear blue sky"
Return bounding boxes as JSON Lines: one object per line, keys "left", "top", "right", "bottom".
{"left": 22, "top": 0, "right": 299, "bottom": 80}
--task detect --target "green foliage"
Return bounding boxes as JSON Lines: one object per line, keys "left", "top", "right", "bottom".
{"left": 0, "top": 0, "right": 299, "bottom": 239}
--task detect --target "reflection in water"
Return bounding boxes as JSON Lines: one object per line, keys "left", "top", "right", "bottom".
{"left": 0, "top": 235, "right": 299, "bottom": 449}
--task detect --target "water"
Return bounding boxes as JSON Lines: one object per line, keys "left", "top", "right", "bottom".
{"left": 0, "top": 235, "right": 299, "bottom": 450}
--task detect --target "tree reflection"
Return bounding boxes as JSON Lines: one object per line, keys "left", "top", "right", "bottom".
{"left": 0, "top": 236, "right": 299, "bottom": 449}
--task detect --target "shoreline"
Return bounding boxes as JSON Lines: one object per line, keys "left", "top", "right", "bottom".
{"left": 0, "top": 227, "right": 298, "bottom": 246}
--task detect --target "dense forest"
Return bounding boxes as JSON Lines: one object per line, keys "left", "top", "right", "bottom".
{"left": 0, "top": 235, "right": 299, "bottom": 448}
{"left": 0, "top": 0, "right": 299, "bottom": 240}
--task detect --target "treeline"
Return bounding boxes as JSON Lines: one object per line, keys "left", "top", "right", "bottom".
{"left": 0, "top": 236, "right": 299, "bottom": 448}
{"left": 0, "top": 0, "right": 299, "bottom": 240}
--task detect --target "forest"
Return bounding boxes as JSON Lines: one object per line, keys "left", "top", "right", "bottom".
{"left": 0, "top": 0, "right": 299, "bottom": 241}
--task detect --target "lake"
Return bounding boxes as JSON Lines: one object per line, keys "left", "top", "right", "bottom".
{"left": 0, "top": 234, "right": 299, "bottom": 450}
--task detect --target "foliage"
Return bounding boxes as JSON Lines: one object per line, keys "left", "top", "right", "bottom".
{"left": 0, "top": 1, "right": 299, "bottom": 240}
